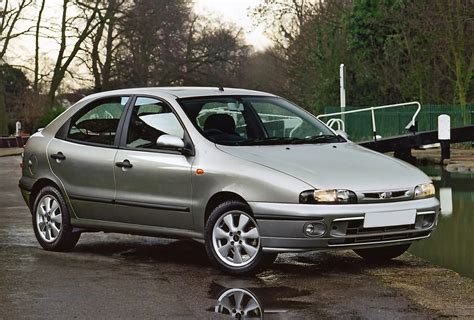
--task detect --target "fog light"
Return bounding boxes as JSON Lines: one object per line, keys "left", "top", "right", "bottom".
{"left": 304, "top": 222, "right": 326, "bottom": 237}
{"left": 422, "top": 215, "right": 435, "bottom": 228}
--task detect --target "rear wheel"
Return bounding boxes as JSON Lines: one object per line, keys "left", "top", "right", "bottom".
{"left": 353, "top": 243, "right": 411, "bottom": 262}
{"left": 32, "top": 186, "right": 80, "bottom": 251}
{"left": 205, "top": 201, "right": 273, "bottom": 275}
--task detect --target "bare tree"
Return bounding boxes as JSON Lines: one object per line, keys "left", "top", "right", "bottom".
{"left": 252, "top": 0, "right": 317, "bottom": 49}
{"left": 33, "top": 0, "right": 46, "bottom": 92}
{"left": 0, "top": 0, "right": 33, "bottom": 60}
{"left": 47, "top": 0, "right": 101, "bottom": 107}
{"left": 0, "top": 0, "right": 33, "bottom": 135}
{"left": 87, "top": 0, "right": 129, "bottom": 92}
{"left": 111, "top": 1, "right": 250, "bottom": 88}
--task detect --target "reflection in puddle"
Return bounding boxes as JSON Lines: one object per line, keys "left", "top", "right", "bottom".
{"left": 209, "top": 282, "right": 311, "bottom": 319}
{"left": 214, "top": 288, "right": 263, "bottom": 319}
{"left": 411, "top": 165, "right": 474, "bottom": 278}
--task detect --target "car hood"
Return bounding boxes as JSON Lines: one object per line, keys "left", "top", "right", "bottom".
{"left": 217, "top": 142, "right": 430, "bottom": 191}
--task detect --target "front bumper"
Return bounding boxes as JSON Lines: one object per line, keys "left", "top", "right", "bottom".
{"left": 249, "top": 197, "right": 440, "bottom": 253}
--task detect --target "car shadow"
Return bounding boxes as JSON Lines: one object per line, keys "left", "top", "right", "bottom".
{"left": 74, "top": 237, "right": 212, "bottom": 267}
{"left": 71, "top": 235, "right": 413, "bottom": 277}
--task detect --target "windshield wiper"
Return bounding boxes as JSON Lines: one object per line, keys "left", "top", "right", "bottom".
{"left": 288, "top": 135, "right": 344, "bottom": 144}
{"left": 235, "top": 137, "right": 300, "bottom": 146}
{"left": 232, "top": 135, "right": 344, "bottom": 146}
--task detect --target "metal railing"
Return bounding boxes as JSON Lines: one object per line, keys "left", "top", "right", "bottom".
{"left": 317, "top": 101, "right": 422, "bottom": 141}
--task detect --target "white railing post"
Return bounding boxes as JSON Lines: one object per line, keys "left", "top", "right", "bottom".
{"left": 370, "top": 107, "right": 377, "bottom": 141}
{"left": 340, "top": 64, "right": 346, "bottom": 127}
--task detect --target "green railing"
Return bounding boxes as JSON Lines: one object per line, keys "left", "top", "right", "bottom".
{"left": 322, "top": 104, "right": 473, "bottom": 142}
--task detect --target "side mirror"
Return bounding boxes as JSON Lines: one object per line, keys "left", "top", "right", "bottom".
{"left": 156, "top": 134, "right": 185, "bottom": 150}
{"left": 335, "top": 129, "right": 348, "bottom": 140}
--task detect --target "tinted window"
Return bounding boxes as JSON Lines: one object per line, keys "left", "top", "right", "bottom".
{"left": 126, "top": 97, "right": 184, "bottom": 149}
{"left": 67, "top": 96, "right": 128, "bottom": 146}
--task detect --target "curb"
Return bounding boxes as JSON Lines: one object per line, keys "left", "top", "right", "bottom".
{"left": 0, "top": 148, "right": 23, "bottom": 157}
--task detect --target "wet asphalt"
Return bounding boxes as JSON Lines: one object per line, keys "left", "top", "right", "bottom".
{"left": 1, "top": 156, "right": 473, "bottom": 319}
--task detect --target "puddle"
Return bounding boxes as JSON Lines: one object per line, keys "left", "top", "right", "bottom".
{"left": 411, "top": 165, "right": 474, "bottom": 278}
{"left": 208, "top": 282, "right": 311, "bottom": 319}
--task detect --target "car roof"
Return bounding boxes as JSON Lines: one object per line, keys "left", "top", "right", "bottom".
{"left": 83, "top": 87, "right": 275, "bottom": 100}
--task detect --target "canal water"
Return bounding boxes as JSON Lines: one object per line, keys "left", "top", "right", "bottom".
{"left": 410, "top": 165, "right": 473, "bottom": 279}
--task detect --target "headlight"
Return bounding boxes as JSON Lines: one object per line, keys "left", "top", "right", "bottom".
{"left": 414, "top": 183, "right": 435, "bottom": 199}
{"left": 299, "top": 189, "right": 357, "bottom": 204}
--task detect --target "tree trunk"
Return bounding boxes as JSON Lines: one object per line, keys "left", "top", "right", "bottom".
{"left": 48, "top": 73, "right": 62, "bottom": 108}
{"left": 92, "top": 22, "right": 105, "bottom": 92}
{"left": 34, "top": 0, "right": 46, "bottom": 92}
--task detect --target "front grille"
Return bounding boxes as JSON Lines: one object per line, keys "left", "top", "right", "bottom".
{"left": 328, "top": 230, "right": 431, "bottom": 245}
{"left": 328, "top": 212, "right": 436, "bottom": 246}
{"left": 359, "top": 189, "right": 412, "bottom": 203}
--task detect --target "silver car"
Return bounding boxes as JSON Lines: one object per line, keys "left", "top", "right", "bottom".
{"left": 19, "top": 87, "right": 440, "bottom": 274}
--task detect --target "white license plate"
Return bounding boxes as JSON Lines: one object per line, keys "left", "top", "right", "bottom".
{"left": 363, "top": 209, "right": 416, "bottom": 228}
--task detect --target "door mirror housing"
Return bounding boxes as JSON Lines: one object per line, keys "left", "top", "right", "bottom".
{"left": 156, "top": 134, "right": 185, "bottom": 150}
{"left": 335, "top": 130, "right": 348, "bottom": 140}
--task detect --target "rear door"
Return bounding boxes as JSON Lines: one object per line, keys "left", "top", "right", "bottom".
{"left": 113, "top": 96, "right": 194, "bottom": 229}
{"left": 48, "top": 96, "right": 129, "bottom": 220}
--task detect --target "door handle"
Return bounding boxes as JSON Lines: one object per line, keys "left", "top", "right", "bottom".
{"left": 50, "top": 152, "right": 66, "bottom": 161}
{"left": 115, "top": 159, "right": 133, "bottom": 169}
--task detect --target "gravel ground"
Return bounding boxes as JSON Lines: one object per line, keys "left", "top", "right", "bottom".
{"left": 1, "top": 156, "right": 473, "bottom": 319}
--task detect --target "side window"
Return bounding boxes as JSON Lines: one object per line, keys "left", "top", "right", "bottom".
{"left": 196, "top": 102, "right": 248, "bottom": 138}
{"left": 126, "top": 97, "right": 184, "bottom": 149}
{"left": 67, "top": 96, "right": 128, "bottom": 146}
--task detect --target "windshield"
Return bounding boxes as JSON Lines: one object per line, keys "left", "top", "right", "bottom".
{"left": 178, "top": 96, "right": 343, "bottom": 146}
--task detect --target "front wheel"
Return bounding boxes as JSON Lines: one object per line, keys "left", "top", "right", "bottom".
{"left": 353, "top": 243, "right": 411, "bottom": 262}
{"left": 205, "top": 201, "right": 273, "bottom": 275}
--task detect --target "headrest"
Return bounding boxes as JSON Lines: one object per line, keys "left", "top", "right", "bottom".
{"left": 203, "top": 114, "right": 236, "bottom": 134}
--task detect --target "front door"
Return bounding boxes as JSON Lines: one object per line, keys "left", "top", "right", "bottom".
{"left": 113, "top": 97, "right": 194, "bottom": 229}
{"left": 48, "top": 96, "right": 129, "bottom": 220}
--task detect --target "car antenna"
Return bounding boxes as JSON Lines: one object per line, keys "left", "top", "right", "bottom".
{"left": 218, "top": 86, "right": 224, "bottom": 91}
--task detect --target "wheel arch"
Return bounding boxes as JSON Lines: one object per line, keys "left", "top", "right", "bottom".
{"left": 204, "top": 191, "right": 250, "bottom": 225}
{"left": 29, "top": 178, "right": 62, "bottom": 212}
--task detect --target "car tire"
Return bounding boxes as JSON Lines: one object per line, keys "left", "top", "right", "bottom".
{"left": 32, "top": 186, "right": 80, "bottom": 251}
{"left": 205, "top": 201, "right": 271, "bottom": 275}
{"left": 353, "top": 243, "right": 411, "bottom": 262}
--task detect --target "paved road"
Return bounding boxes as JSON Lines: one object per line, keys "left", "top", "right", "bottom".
{"left": 1, "top": 156, "right": 473, "bottom": 319}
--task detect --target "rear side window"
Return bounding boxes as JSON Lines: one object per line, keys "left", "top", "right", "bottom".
{"left": 67, "top": 96, "right": 128, "bottom": 146}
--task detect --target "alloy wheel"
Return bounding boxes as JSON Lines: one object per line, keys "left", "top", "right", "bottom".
{"left": 212, "top": 211, "right": 260, "bottom": 267}
{"left": 36, "top": 195, "right": 62, "bottom": 243}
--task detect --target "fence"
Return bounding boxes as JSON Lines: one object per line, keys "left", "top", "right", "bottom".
{"left": 322, "top": 104, "right": 473, "bottom": 142}
{"left": 0, "top": 136, "right": 29, "bottom": 148}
